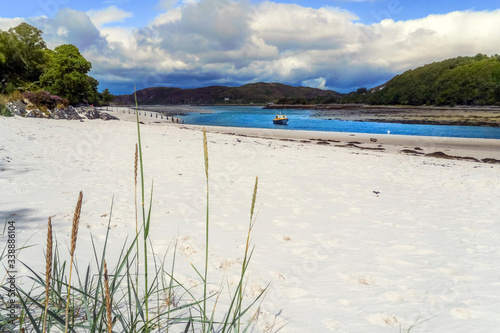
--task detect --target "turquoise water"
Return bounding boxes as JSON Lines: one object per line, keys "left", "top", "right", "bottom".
{"left": 179, "top": 106, "right": 500, "bottom": 139}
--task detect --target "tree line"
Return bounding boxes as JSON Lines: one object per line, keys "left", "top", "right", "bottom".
{"left": 0, "top": 23, "right": 113, "bottom": 105}
{"left": 278, "top": 54, "right": 500, "bottom": 106}
{"left": 341, "top": 54, "right": 500, "bottom": 106}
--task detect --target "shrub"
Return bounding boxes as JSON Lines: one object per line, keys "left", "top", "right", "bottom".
{"left": 0, "top": 103, "right": 12, "bottom": 117}
{"left": 22, "top": 91, "right": 67, "bottom": 110}
{"left": 8, "top": 90, "right": 22, "bottom": 102}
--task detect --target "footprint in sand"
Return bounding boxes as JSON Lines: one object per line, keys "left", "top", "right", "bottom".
{"left": 383, "top": 291, "right": 405, "bottom": 302}
{"left": 247, "top": 284, "right": 266, "bottom": 297}
{"left": 323, "top": 319, "right": 340, "bottom": 331}
{"left": 177, "top": 236, "right": 198, "bottom": 257}
{"left": 219, "top": 259, "right": 235, "bottom": 271}
{"left": 366, "top": 313, "right": 399, "bottom": 327}
{"left": 450, "top": 308, "right": 480, "bottom": 319}
{"left": 338, "top": 298, "right": 352, "bottom": 307}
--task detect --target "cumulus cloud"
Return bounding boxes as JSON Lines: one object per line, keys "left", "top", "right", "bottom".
{"left": 0, "top": 17, "right": 25, "bottom": 31}
{"left": 86, "top": 5, "right": 133, "bottom": 28}
{"left": 302, "top": 77, "right": 328, "bottom": 90}
{"left": 3, "top": 2, "right": 500, "bottom": 94}
{"left": 32, "top": 8, "right": 107, "bottom": 50}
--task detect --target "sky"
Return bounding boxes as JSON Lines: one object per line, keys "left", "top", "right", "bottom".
{"left": 1, "top": 0, "right": 500, "bottom": 95}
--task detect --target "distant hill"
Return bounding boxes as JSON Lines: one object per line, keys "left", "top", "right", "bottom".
{"left": 113, "top": 82, "right": 341, "bottom": 105}
{"left": 342, "top": 54, "right": 500, "bottom": 106}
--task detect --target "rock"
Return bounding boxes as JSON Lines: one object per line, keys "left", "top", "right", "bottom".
{"left": 25, "top": 109, "right": 46, "bottom": 118}
{"left": 100, "top": 112, "right": 119, "bottom": 121}
{"left": 7, "top": 100, "right": 27, "bottom": 117}
{"left": 51, "top": 108, "right": 67, "bottom": 119}
{"left": 7, "top": 101, "right": 112, "bottom": 121}
{"left": 65, "top": 106, "right": 82, "bottom": 120}
{"left": 82, "top": 108, "right": 101, "bottom": 120}
{"left": 47, "top": 107, "right": 82, "bottom": 120}
{"left": 370, "top": 138, "right": 377, "bottom": 142}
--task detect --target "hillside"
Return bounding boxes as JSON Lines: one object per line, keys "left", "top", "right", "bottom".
{"left": 113, "top": 82, "right": 341, "bottom": 105}
{"left": 342, "top": 54, "right": 500, "bottom": 106}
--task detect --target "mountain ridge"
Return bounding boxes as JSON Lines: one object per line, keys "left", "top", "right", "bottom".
{"left": 113, "top": 82, "right": 341, "bottom": 105}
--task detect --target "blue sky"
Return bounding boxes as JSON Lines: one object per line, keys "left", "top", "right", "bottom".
{"left": 2, "top": 0, "right": 500, "bottom": 94}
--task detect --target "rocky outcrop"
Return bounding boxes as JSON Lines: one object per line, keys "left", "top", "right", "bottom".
{"left": 82, "top": 107, "right": 101, "bottom": 119}
{"left": 99, "top": 112, "right": 119, "bottom": 121}
{"left": 79, "top": 107, "right": 118, "bottom": 121}
{"left": 51, "top": 106, "right": 82, "bottom": 120}
{"left": 5, "top": 100, "right": 118, "bottom": 121}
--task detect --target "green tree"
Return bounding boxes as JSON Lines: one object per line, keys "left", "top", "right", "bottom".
{"left": 0, "top": 23, "right": 47, "bottom": 92}
{"left": 100, "top": 88, "right": 114, "bottom": 104}
{"left": 349, "top": 55, "right": 500, "bottom": 106}
{"left": 9, "top": 23, "right": 47, "bottom": 82}
{"left": 40, "top": 44, "right": 97, "bottom": 104}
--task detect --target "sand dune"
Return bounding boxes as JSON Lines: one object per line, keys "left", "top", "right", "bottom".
{"left": 1, "top": 115, "right": 500, "bottom": 332}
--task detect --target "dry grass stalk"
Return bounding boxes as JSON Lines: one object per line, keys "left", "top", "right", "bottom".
{"left": 64, "top": 191, "right": 83, "bottom": 333}
{"left": 70, "top": 191, "right": 83, "bottom": 256}
{"left": 104, "top": 260, "right": 113, "bottom": 333}
{"left": 42, "top": 217, "right": 53, "bottom": 333}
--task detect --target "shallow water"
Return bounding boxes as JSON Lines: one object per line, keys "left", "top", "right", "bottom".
{"left": 179, "top": 106, "right": 500, "bottom": 139}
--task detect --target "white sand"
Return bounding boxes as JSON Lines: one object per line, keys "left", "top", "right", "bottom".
{"left": 1, "top": 115, "right": 500, "bottom": 332}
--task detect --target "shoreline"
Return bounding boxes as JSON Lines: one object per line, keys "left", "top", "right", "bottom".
{"left": 265, "top": 104, "right": 500, "bottom": 127}
{"left": 102, "top": 108, "right": 500, "bottom": 162}
{"left": 189, "top": 125, "right": 500, "bottom": 162}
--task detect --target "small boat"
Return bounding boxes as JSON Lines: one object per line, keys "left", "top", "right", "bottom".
{"left": 273, "top": 114, "right": 288, "bottom": 125}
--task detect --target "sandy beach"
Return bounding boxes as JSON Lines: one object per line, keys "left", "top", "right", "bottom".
{"left": 1, "top": 114, "right": 500, "bottom": 332}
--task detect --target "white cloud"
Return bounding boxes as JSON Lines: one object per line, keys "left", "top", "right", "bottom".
{"left": 0, "top": 17, "right": 25, "bottom": 31}
{"left": 157, "top": 0, "right": 182, "bottom": 11}
{"left": 86, "top": 5, "right": 133, "bottom": 28}
{"left": 303, "top": 77, "right": 328, "bottom": 89}
{"left": 32, "top": 8, "right": 106, "bottom": 50}
{"left": 3, "top": 2, "right": 500, "bottom": 93}
{"left": 251, "top": 3, "right": 358, "bottom": 51}
{"left": 353, "top": 10, "right": 500, "bottom": 72}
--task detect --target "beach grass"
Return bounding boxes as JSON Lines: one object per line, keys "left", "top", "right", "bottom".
{"left": 0, "top": 89, "right": 266, "bottom": 332}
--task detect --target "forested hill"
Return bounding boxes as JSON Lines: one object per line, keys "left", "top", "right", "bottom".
{"left": 342, "top": 54, "right": 500, "bottom": 106}
{"left": 113, "top": 82, "right": 341, "bottom": 105}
